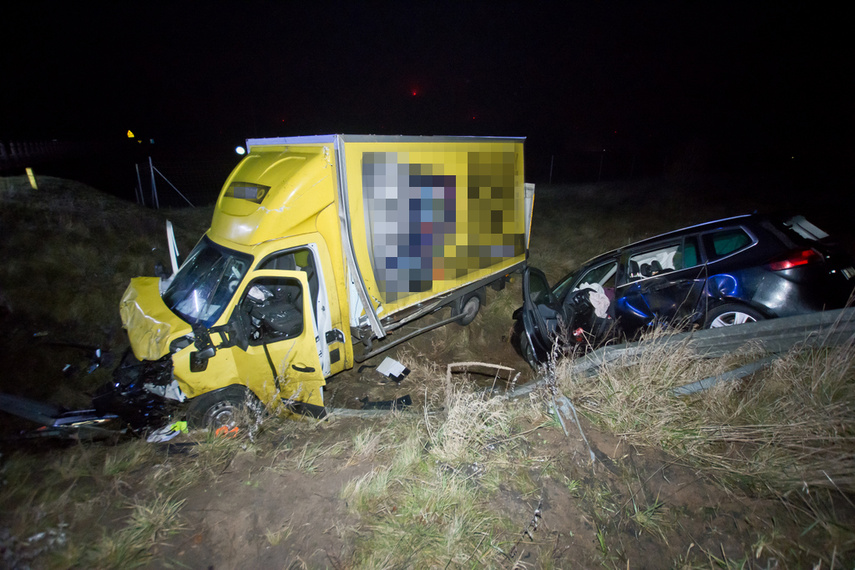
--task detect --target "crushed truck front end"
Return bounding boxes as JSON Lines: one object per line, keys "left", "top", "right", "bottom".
{"left": 99, "top": 141, "right": 349, "bottom": 431}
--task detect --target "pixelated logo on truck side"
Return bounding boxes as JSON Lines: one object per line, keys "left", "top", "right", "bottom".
{"left": 363, "top": 151, "right": 524, "bottom": 303}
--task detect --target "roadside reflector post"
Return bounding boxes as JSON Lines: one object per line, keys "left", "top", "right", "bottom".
{"left": 26, "top": 167, "right": 38, "bottom": 189}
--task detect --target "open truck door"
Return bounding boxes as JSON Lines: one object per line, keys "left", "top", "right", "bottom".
{"left": 230, "top": 270, "right": 327, "bottom": 416}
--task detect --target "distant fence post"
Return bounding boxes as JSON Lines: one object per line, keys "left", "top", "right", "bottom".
{"left": 149, "top": 156, "right": 160, "bottom": 209}
{"left": 135, "top": 163, "right": 145, "bottom": 206}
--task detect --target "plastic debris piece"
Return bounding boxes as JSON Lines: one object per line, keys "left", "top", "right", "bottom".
{"left": 146, "top": 420, "right": 189, "bottom": 443}
{"left": 214, "top": 425, "right": 239, "bottom": 438}
{"left": 376, "top": 357, "right": 410, "bottom": 383}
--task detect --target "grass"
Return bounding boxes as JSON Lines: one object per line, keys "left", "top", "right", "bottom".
{"left": 561, "top": 338, "right": 855, "bottom": 496}
{"left": 82, "top": 494, "right": 186, "bottom": 568}
{"left": 339, "top": 381, "right": 557, "bottom": 568}
{"left": 2, "top": 173, "right": 854, "bottom": 568}
{"left": 556, "top": 331, "right": 855, "bottom": 566}
{"left": 0, "top": 440, "right": 189, "bottom": 568}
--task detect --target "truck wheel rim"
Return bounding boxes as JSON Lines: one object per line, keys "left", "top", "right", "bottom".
{"left": 205, "top": 402, "right": 237, "bottom": 430}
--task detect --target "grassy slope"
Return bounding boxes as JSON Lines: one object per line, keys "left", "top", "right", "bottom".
{"left": 0, "top": 174, "right": 853, "bottom": 568}
{"left": 0, "top": 175, "right": 210, "bottom": 405}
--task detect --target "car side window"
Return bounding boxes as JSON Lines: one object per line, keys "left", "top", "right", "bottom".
{"left": 703, "top": 228, "right": 753, "bottom": 261}
{"left": 577, "top": 262, "right": 617, "bottom": 290}
{"left": 682, "top": 236, "right": 699, "bottom": 268}
{"left": 627, "top": 243, "right": 681, "bottom": 281}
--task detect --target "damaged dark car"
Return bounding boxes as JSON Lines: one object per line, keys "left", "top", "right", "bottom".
{"left": 513, "top": 214, "right": 855, "bottom": 366}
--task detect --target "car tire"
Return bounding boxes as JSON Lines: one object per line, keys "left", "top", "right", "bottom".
{"left": 187, "top": 385, "right": 264, "bottom": 431}
{"left": 454, "top": 293, "right": 482, "bottom": 326}
{"left": 703, "top": 303, "right": 765, "bottom": 329}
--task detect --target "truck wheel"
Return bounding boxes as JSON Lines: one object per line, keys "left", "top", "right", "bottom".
{"left": 187, "top": 385, "right": 263, "bottom": 432}
{"left": 455, "top": 293, "right": 482, "bottom": 326}
{"left": 703, "top": 303, "right": 764, "bottom": 329}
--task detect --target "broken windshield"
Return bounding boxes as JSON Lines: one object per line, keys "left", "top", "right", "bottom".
{"left": 163, "top": 237, "right": 252, "bottom": 327}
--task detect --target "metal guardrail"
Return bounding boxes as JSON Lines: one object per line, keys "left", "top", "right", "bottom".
{"left": 515, "top": 307, "right": 855, "bottom": 398}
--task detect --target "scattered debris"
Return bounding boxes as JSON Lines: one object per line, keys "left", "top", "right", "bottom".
{"left": 445, "top": 361, "right": 519, "bottom": 393}
{"left": 376, "top": 357, "right": 410, "bottom": 384}
{"left": 146, "top": 420, "right": 189, "bottom": 443}
{"left": 1, "top": 524, "right": 68, "bottom": 568}
{"left": 508, "top": 497, "right": 542, "bottom": 559}
{"left": 359, "top": 394, "right": 412, "bottom": 410}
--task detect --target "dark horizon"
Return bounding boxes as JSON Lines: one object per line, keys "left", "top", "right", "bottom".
{"left": 2, "top": 1, "right": 852, "bottom": 190}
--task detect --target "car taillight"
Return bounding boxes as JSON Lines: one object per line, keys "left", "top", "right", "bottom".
{"left": 769, "top": 248, "right": 822, "bottom": 271}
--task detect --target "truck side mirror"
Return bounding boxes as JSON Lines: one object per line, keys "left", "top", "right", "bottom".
{"left": 190, "top": 326, "right": 217, "bottom": 372}
{"left": 190, "top": 346, "right": 215, "bottom": 372}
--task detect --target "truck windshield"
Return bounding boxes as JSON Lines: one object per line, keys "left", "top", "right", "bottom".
{"left": 163, "top": 237, "right": 252, "bottom": 327}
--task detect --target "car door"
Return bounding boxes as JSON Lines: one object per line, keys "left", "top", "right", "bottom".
{"left": 520, "top": 266, "right": 562, "bottom": 362}
{"left": 614, "top": 236, "right": 706, "bottom": 334}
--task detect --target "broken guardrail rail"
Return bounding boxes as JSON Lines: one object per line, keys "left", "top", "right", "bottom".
{"left": 514, "top": 306, "right": 855, "bottom": 399}
{"left": 513, "top": 307, "right": 855, "bottom": 467}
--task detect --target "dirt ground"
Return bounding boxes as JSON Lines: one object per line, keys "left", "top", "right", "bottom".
{"left": 129, "top": 390, "right": 804, "bottom": 569}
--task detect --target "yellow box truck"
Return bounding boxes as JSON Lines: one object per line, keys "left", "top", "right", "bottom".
{"left": 97, "top": 135, "right": 533, "bottom": 431}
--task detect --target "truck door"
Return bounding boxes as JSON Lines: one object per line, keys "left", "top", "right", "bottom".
{"left": 228, "top": 269, "right": 327, "bottom": 417}
{"left": 256, "top": 245, "right": 338, "bottom": 378}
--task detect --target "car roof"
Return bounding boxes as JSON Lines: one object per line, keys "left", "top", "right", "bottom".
{"left": 581, "top": 213, "right": 757, "bottom": 266}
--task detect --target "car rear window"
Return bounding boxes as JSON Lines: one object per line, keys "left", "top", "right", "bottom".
{"left": 703, "top": 228, "right": 753, "bottom": 261}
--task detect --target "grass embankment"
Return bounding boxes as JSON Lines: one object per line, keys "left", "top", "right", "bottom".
{"left": 1, "top": 174, "right": 853, "bottom": 568}
{"left": 556, "top": 335, "right": 855, "bottom": 566}
{"left": 0, "top": 175, "right": 210, "bottom": 405}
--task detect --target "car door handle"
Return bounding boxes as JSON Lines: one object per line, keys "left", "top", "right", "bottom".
{"left": 291, "top": 364, "right": 316, "bottom": 373}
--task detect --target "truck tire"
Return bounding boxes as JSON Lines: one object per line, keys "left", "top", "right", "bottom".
{"left": 703, "top": 303, "right": 764, "bottom": 329}
{"left": 187, "top": 385, "right": 264, "bottom": 432}
{"left": 454, "top": 292, "right": 482, "bottom": 326}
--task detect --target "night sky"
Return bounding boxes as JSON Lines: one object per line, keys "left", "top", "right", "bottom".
{"left": 2, "top": 1, "right": 852, "bottom": 183}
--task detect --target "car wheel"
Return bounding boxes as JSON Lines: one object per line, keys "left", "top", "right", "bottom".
{"left": 454, "top": 293, "right": 482, "bottom": 326}
{"left": 704, "top": 303, "right": 764, "bottom": 329}
{"left": 187, "top": 386, "right": 263, "bottom": 431}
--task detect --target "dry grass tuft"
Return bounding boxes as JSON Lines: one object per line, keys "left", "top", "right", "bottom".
{"left": 561, "top": 335, "right": 855, "bottom": 495}
{"left": 426, "top": 379, "right": 511, "bottom": 464}
{"left": 340, "top": 372, "right": 544, "bottom": 568}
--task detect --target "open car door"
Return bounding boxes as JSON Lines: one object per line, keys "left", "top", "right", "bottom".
{"left": 520, "top": 267, "right": 561, "bottom": 365}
